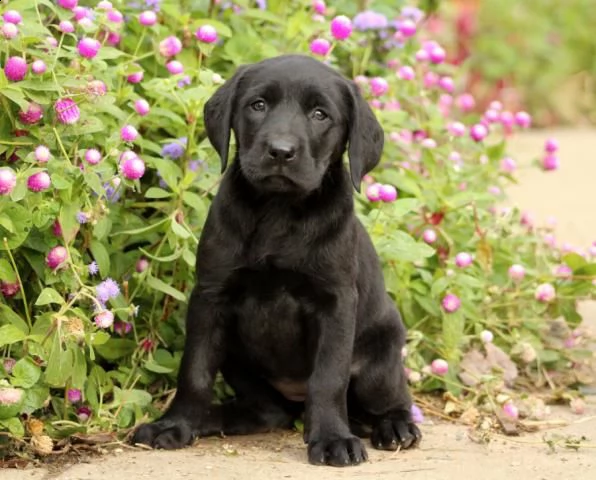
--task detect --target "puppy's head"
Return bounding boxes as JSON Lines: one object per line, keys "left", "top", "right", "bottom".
{"left": 203, "top": 54, "right": 384, "bottom": 194}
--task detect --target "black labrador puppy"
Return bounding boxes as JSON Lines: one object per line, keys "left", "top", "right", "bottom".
{"left": 132, "top": 54, "right": 421, "bottom": 466}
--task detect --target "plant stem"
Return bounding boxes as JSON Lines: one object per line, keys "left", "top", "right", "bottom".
{"left": 3, "top": 238, "right": 32, "bottom": 329}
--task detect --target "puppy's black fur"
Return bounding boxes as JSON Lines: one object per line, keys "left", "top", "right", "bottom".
{"left": 132, "top": 54, "right": 421, "bottom": 467}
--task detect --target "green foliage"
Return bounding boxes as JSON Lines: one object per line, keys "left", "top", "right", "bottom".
{"left": 0, "top": 0, "right": 594, "bottom": 444}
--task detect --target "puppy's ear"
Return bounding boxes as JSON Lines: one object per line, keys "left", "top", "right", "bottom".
{"left": 346, "top": 81, "right": 385, "bottom": 192}
{"left": 203, "top": 65, "right": 249, "bottom": 173}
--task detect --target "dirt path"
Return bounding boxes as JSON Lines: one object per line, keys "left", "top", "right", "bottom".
{"left": 5, "top": 129, "right": 596, "bottom": 480}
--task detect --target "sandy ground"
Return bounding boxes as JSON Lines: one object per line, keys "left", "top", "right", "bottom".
{"left": 4, "top": 128, "right": 596, "bottom": 480}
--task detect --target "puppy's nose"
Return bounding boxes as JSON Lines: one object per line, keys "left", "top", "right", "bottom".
{"left": 267, "top": 140, "right": 296, "bottom": 162}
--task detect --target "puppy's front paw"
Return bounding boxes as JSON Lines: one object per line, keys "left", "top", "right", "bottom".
{"left": 308, "top": 436, "right": 368, "bottom": 467}
{"left": 131, "top": 418, "right": 194, "bottom": 450}
{"left": 371, "top": 416, "right": 421, "bottom": 451}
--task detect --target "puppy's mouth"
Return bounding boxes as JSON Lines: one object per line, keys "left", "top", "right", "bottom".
{"left": 260, "top": 174, "right": 297, "bottom": 189}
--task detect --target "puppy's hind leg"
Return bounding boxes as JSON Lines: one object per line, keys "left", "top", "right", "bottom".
{"left": 348, "top": 310, "right": 422, "bottom": 452}
{"left": 197, "top": 360, "right": 300, "bottom": 437}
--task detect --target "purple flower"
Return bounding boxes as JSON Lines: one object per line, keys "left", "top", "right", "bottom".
{"left": 401, "top": 6, "right": 424, "bottom": 23}
{"left": 411, "top": 404, "right": 424, "bottom": 424}
{"left": 188, "top": 160, "right": 203, "bottom": 172}
{"left": 76, "top": 211, "right": 89, "bottom": 224}
{"left": 55, "top": 98, "right": 80, "bottom": 124}
{"left": 96, "top": 278, "right": 120, "bottom": 303}
{"left": 255, "top": 0, "right": 267, "bottom": 9}
{"left": 88, "top": 261, "right": 99, "bottom": 276}
{"left": 67, "top": 388, "right": 82, "bottom": 403}
{"left": 177, "top": 75, "right": 191, "bottom": 88}
{"left": 162, "top": 137, "right": 187, "bottom": 159}
{"left": 352, "top": 10, "right": 388, "bottom": 31}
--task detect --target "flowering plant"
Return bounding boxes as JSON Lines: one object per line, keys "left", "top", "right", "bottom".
{"left": 0, "top": 0, "right": 594, "bottom": 453}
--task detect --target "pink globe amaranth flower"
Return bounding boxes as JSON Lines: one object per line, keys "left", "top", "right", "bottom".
{"left": 85, "top": 148, "right": 101, "bottom": 165}
{"left": 544, "top": 137, "right": 559, "bottom": 153}
{"left": 535, "top": 283, "right": 556, "bottom": 303}
{"left": 77, "top": 17, "right": 94, "bottom": 28}
{"left": 309, "top": 38, "right": 331, "bottom": 56}
{"left": 489, "top": 100, "right": 503, "bottom": 111}
{"left": 1, "top": 23, "right": 19, "bottom": 39}
{"left": 77, "top": 406, "right": 91, "bottom": 421}
{"left": 484, "top": 108, "right": 500, "bottom": 123}
{"left": 422, "top": 228, "right": 437, "bottom": 244}
{"left": 312, "top": 0, "right": 326, "bottom": 15}
{"left": 136, "top": 257, "right": 149, "bottom": 273}
{"left": 554, "top": 264, "right": 573, "bottom": 279}
{"left": 480, "top": 330, "right": 494, "bottom": 343}
{"left": 77, "top": 37, "right": 101, "bottom": 59}
{"left": 503, "top": 402, "right": 519, "bottom": 420}
{"left": 448, "top": 121, "right": 466, "bottom": 137}
{"left": 95, "top": 310, "right": 114, "bottom": 329}
{"left": 385, "top": 100, "right": 400, "bottom": 111}
{"left": 121, "top": 125, "right": 139, "bottom": 142}
{"left": 330, "top": 15, "right": 352, "bottom": 40}
{"left": 134, "top": 99, "right": 150, "bottom": 116}
{"left": 438, "top": 76, "right": 454, "bottom": 93}
{"left": 97, "top": 0, "right": 113, "bottom": 9}
{"left": 19, "top": 102, "right": 43, "bottom": 125}
{"left": 67, "top": 388, "right": 82, "bottom": 403}
{"left": 508, "top": 264, "right": 526, "bottom": 281}
{"left": 542, "top": 153, "right": 559, "bottom": 171}
{"left": 441, "top": 293, "right": 461, "bottom": 313}
{"left": 0, "top": 387, "right": 23, "bottom": 405}
{"left": 456, "top": 93, "right": 475, "bottom": 112}
{"left": 499, "top": 110, "right": 515, "bottom": 128}
{"left": 455, "top": 252, "right": 473, "bottom": 268}
{"left": 31, "top": 60, "right": 47, "bottom": 75}
{"left": 514, "top": 111, "right": 532, "bottom": 128}
{"left": 120, "top": 154, "right": 146, "bottom": 180}
{"left": 3, "top": 10, "right": 23, "bottom": 24}
{"left": 159, "top": 36, "right": 182, "bottom": 57}
{"left": 421, "top": 138, "right": 437, "bottom": 149}
{"left": 166, "top": 60, "right": 184, "bottom": 75}
{"left": 59, "top": 20, "right": 75, "bottom": 33}
{"left": 87, "top": 79, "right": 107, "bottom": 97}
{"left": 2, "top": 358, "right": 17, "bottom": 374}
{"left": 430, "top": 359, "right": 448, "bottom": 376}
{"left": 73, "top": 6, "right": 89, "bottom": 21}
{"left": 429, "top": 46, "right": 446, "bottom": 64}
{"left": 414, "top": 49, "right": 429, "bottom": 62}
{"left": 500, "top": 156, "right": 517, "bottom": 173}
{"left": 107, "top": 9, "right": 123, "bottom": 23}
{"left": 369, "top": 77, "right": 388, "bottom": 97}
{"left": 58, "top": 0, "right": 78, "bottom": 9}
{"left": 127, "top": 69, "right": 144, "bottom": 84}
{"left": 0, "top": 168, "right": 17, "bottom": 196}
{"left": 365, "top": 182, "right": 382, "bottom": 202}
{"left": 46, "top": 246, "right": 68, "bottom": 269}
{"left": 399, "top": 18, "right": 417, "bottom": 37}
{"left": 139, "top": 10, "right": 157, "bottom": 26}
{"left": 4, "top": 56, "right": 28, "bottom": 82}
{"left": 470, "top": 123, "right": 488, "bottom": 142}
{"left": 27, "top": 171, "right": 51, "bottom": 192}
{"left": 379, "top": 185, "right": 397, "bottom": 203}
{"left": 588, "top": 245, "right": 596, "bottom": 258}
{"left": 488, "top": 185, "right": 501, "bottom": 196}
{"left": 397, "top": 65, "right": 415, "bottom": 80}
{"left": 196, "top": 24, "right": 218, "bottom": 44}
{"left": 51, "top": 219, "right": 62, "bottom": 237}
{"left": 54, "top": 98, "right": 80, "bottom": 124}
{"left": 423, "top": 71, "right": 438, "bottom": 88}
{"left": 106, "top": 32, "right": 121, "bottom": 46}
{"left": 541, "top": 233, "right": 555, "bottom": 247}
{"left": 35, "top": 145, "right": 51, "bottom": 163}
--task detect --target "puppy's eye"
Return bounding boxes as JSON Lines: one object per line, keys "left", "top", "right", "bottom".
{"left": 312, "top": 109, "right": 328, "bottom": 121}
{"left": 251, "top": 100, "right": 266, "bottom": 112}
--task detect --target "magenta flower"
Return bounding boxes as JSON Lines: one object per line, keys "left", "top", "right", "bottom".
{"left": 544, "top": 138, "right": 559, "bottom": 153}
{"left": 365, "top": 182, "right": 382, "bottom": 202}
{"left": 196, "top": 24, "right": 218, "bottom": 44}
{"left": 107, "top": 9, "right": 123, "bottom": 23}
{"left": 121, "top": 125, "right": 139, "bottom": 142}
{"left": 77, "top": 406, "right": 91, "bottom": 421}
{"left": 136, "top": 257, "right": 149, "bottom": 273}
{"left": 139, "top": 11, "right": 157, "bottom": 26}
{"left": 378, "top": 184, "right": 397, "bottom": 203}
{"left": 470, "top": 123, "right": 488, "bottom": 142}
{"left": 59, "top": 20, "right": 75, "bottom": 33}
{"left": 54, "top": 98, "right": 80, "bottom": 124}
{"left": 58, "top": 0, "right": 78, "bottom": 9}
{"left": 441, "top": 293, "right": 461, "bottom": 313}
{"left": 35, "top": 145, "right": 51, "bottom": 163}
{"left": 84, "top": 148, "right": 102, "bottom": 165}
{"left": 398, "top": 65, "right": 415, "bottom": 80}
{"left": 542, "top": 154, "right": 559, "bottom": 171}
{"left": 77, "top": 37, "right": 101, "bottom": 59}
{"left": 310, "top": 38, "right": 331, "bottom": 56}
{"left": 535, "top": 283, "right": 556, "bottom": 303}
{"left": 514, "top": 111, "right": 532, "bottom": 128}
{"left": 503, "top": 402, "right": 519, "bottom": 420}
{"left": 31, "top": 60, "right": 47, "bottom": 75}
{"left": 500, "top": 156, "right": 517, "bottom": 173}
{"left": 422, "top": 228, "right": 437, "bottom": 244}
{"left": 3, "top": 10, "right": 23, "bottom": 24}
{"left": 127, "top": 69, "right": 144, "bottom": 84}
{"left": 508, "top": 264, "right": 526, "bottom": 281}
{"left": 455, "top": 252, "right": 473, "bottom": 268}
{"left": 399, "top": 18, "right": 417, "bottom": 37}
{"left": 429, "top": 46, "right": 446, "bottom": 64}
{"left": 19, "top": 102, "right": 43, "bottom": 125}
{"left": 456, "top": 93, "right": 475, "bottom": 112}
{"left": 4, "top": 56, "right": 28, "bottom": 82}
{"left": 330, "top": 15, "right": 352, "bottom": 40}
{"left": 448, "top": 122, "right": 466, "bottom": 137}
{"left": 67, "top": 388, "right": 82, "bottom": 403}
{"left": 159, "top": 36, "right": 182, "bottom": 57}
{"left": 430, "top": 359, "right": 448, "bottom": 376}
{"left": 27, "top": 171, "right": 51, "bottom": 192}
{"left": 46, "top": 246, "right": 68, "bottom": 270}
{"left": 134, "top": 99, "right": 150, "bottom": 116}
{"left": 120, "top": 153, "right": 146, "bottom": 180}
{"left": 166, "top": 60, "right": 184, "bottom": 75}
{"left": 0, "top": 167, "right": 17, "bottom": 196}
{"left": 438, "top": 76, "right": 454, "bottom": 93}
{"left": 312, "top": 0, "right": 326, "bottom": 15}
{"left": 1, "top": 23, "right": 19, "bottom": 39}
{"left": 369, "top": 77, "right": 388, "bottom": 97}
{"left": 95, "top": 310, "right": 114, "bottom": 329}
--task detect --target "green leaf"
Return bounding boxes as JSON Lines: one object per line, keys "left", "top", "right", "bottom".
{"left": 0, "top": 258, "right": 16, "bottom": 282}
{"left": 83, "top": 171, "right": 105, "bottom": 196}
{"left": 378, "top": 231, "right": 435, "bottom": 262}
{"left": 381, "top": 171, "right": 421, "bottom": 197}
{"left": 90, "top": 331, "right": 110, "bottom": 346}
{"left": 35, "top": 287, "right": 65, "bottom": 306}
{"left": 538, "top": 349, "right": 561, "bottom": 364}
{"left": 0, "top": 87, "right": 29, "bottom": 110}
{"left": 71, "top": 347, "right": 87, "bottom": 390}
{"left": 22, "top": 386, "right": 50, "bottom": 415}
{"left": 0, "top": 214, "right": 14, "bottom": 233}
{"left": 0, "top": 324, "right": 27, "bottom": 347}
{"left": 139, "top": 247, "right": 182, "bottom": 263}
{"left": 0, "top": 417, "right": 24, "bottom": 437}
{"left": 182, "top": 191, "right": 207, "bottom": 216}
{"left": 562, "top": 253, "right": 587, "bottom": 271}
{"left": 111, "top": 217, "right": 169, "bottom": 236}
{"left": 575, "top": 263, "right": 596, "bottom": 276}
{"left": 96, "top": 47, "right": 125, "bottom": 60}
{"left": 0, "top": 305, "right": 29, "bottom": 334}
{"left": 90, "top": 240, "right": 111, "bottom": 277}
{"left": 143, "top": 359, "right": 174, "bottom": 374}
{"left": 10, "top": 358, "right": 41, "bottom": 389}
{"left": 95, "top": 338, "right": 137, "bottom": 361}
{"left": 51, "top": 173, "right": 71, "bottom": 190}
{"left": 110, "top": 387, "right": 153, "bottom": 408}
{"left": 152, "top": 158, "right": 182, "bottom": 191}
{"left": 44, "top": 331, "right": 72, "bottom": 387}
{"left": 390, "top": 198, "right": 423, "bottom": 218}
{"left": 59, "top": 202, "right": 80, "bottom": 244}
{"left": 182, "top": 247, "right": 196, "bottom": 267}
{"left": 146, "top": 275, "right": 187, "bottom": 302}
{"left": 145, "top": 187, "right": 172, "bottom": 199}
{"left": 170, "top": 218, "right": 191, "bottom": 239}
{"left": 0, "top": 203, "right": 32, "bottom": 250}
